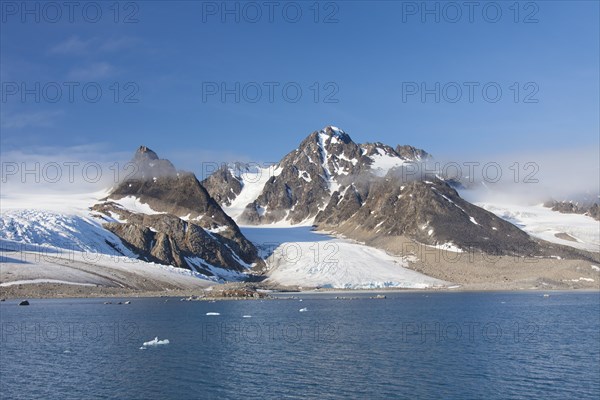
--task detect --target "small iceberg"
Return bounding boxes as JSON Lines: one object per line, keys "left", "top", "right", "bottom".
{"left": 142, "top": 337, "right": 170, "bottom": 346}
{"left": 299, "top": 308, "right": 308, "bottom": 312}
{"left": 206, "top": 312, "right": 220, "bottom": 316}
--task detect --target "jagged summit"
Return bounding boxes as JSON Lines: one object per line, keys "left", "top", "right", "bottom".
{"left": 319, "top": 125, "right": 352, "bottom": 142}
{"left": 202, "top": 126, "right": 435, "bottom": 225}
{"left": 128, "top": 145, "right": 176, "bottom": 180}
{"left": 395, "top": 145, "right": 431, "bottom": 161}
{"left": 134, "top": 145, "right": 159, "bottom": 161}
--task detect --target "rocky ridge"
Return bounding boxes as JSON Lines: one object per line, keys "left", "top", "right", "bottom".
{"left": 92, "top": 146, "right": 265, "bottom": 279}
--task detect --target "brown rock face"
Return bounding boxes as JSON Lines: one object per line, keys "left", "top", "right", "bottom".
{"left": 203, "top": 127, "right": 435, "bottom": 226}
{"left": 201, "top": 163, "right": 244, "bottom": 207}
{"left": 92, "top": 146, "right": 264, "bottom": 278}
{"left": 316, "top": 175, "right": 540, "bottom": 256}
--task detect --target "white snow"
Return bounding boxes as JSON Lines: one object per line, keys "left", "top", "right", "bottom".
{"left": 185, "top": 256, "right": 248, "bottom": 282}
{"left": 207, "top": 225, "right": 228, "bottom": 234}
{"left": 0, "top": 238, "right": 215, "bottom": 289}
{"left": 107, "top": 196, "right": 165, "bottom": 215}
{"left": 368, "top": 147, "right": 406, "bottom": 177}
{"left": 298, "top": 170, "right": 312, "bottom": 182}
{"left": 0, "top": 279, "right": 97, "bottom": 287}
{"left": 569, "top": 277, "right": 595, "bottom": 282}
{"left": 240, "top": 226, "right": 445, "bottom": 289}
{"left": 142, "top": 337, "right": 170, "bottom": 346}
{"left": 428, "top": 242, "right": 464, "bottom": 253}
{"left": 0, "top": 191, "right": 217, "bottom": 288}
{"left": 317, "top": 132, "right": 334, "bottom": 190}
{"left": 1, "top": 189, "right": 110, "bottom": 215}
{"left": 223, "top": 166, "right": 278, "bottom": 220}
{"left": 0, "top": 209, "right": 137, "bottom": 256}
{"left": 337, "top": 153, "right": 358, "bottom": 166}
{"left": 476, "top": 202, "right": 600, "bottom": 252}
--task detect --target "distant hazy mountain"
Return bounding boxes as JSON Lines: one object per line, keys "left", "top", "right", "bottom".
{"left": 544, "top": 199, "right": 600, "bottom": 221}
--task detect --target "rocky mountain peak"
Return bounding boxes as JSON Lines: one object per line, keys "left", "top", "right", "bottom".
{"left": 395, "top": 144, "right": 431, "bottom": 161}
{"left": 320, "top": 125, "right": 352, "bottom": 143}
{"left": 93, "top": 147, "right": 265, "bottom": 277}
{"left": 134, "top": 145, "right": 159, "bottom": 161}
{"left": 204, "top": 126, "right": 434, "bottom": 225}
{"left": 129, "top": 146, "right": 176, "bottom": 180}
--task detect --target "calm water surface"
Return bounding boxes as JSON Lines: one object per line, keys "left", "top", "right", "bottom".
{"left": 1, "top": 291, "right": 599, "bottom": 399}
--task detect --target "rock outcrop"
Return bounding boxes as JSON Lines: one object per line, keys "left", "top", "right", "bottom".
{"left": 544, "top": 200, "right": 600, "bottom": 221}
{"left": 92, "top": 146, "right": 265, "bottom": 278}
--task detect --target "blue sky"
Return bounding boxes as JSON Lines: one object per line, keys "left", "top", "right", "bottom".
{"left": 1, "top": 0, "right": 598, "bottom": 171}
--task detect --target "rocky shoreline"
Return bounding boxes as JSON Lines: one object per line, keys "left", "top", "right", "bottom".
{"left": 1, "top": 277, "right": 598, "bottom": 301}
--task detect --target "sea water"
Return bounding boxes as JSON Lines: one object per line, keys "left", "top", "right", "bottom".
{"left": 1, "top": 291, "right": 598, "bottom": 399}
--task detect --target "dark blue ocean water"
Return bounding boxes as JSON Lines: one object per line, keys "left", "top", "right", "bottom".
{"left": 1, "top": 291, "right": 599, "bottom": 399}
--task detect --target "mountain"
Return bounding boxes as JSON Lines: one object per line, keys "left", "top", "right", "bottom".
{"left": 92, "top": 146, "right": 265, "bottom": 278}
{"left": 544, "top": 200, "right": 600, "bottom": 221}
{"left": 1, "top": 129, "right": 598, "bottom": 294}
{"left": 202, "top": 126, "right": 431, "bottom": 225}
{"left": 315, "top": 175, "right": 540, "bottom": 256}
{"left": 203, "top": 126, "right": 599, "bottom": 262}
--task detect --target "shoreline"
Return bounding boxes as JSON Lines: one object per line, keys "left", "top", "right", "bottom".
{"left": 1, "top": 283, "right": 598, "bottom": 301}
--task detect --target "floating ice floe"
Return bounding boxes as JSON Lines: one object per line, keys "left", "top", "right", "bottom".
{"left": 142, "top": 337, "right": 170, "bottom": 347}
{"left": 299, "top": 308, "right": 308, "bottom": 312}
{"left": 206, "top": 312, "right": 220, "bottom": 316}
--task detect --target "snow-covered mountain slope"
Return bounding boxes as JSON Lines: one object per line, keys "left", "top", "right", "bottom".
{"left": 0, "top": 209, "right": 134, "bottom": 256}
{"left": 476, "top": 202, "right": 600, "bottom": 253}
{"left": 0, "top": 192, "right": 218, "bottom": 289}
{"left": 240, "top": 226, "right": 446, "bottom": 289}
{"left": 222, "top": 165, "right": 282, "bottom": 221}
{"left": 0, "top": 238, "right": 216, "bottom": 290}
{"left": 1, "top": 190, "right": 109, "bottom": 215}
{"left": 0, "top": 146, "right": 265, "bottom": 287}
{"left": 0, "top": 199, "right": 252, "bottom": 287}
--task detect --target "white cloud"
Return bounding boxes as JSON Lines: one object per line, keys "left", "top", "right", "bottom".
{"left": 0, "top": 144, "right": 133, "bottom": 195}
{"left": 0, "top": 110, "right": 63, "bottom": 129}
{"left": 67, "top": 62, "right": 115, "bottom": 80}
{"left": 49, "top": 36, "right": 91, "bottom": 54}
{"left": 49, "top": 35, "right": 138, "bottom": 55}
{"left": 98, "top": 36, "right": 139, "bottom": 52}
{"left": 442, "top": 146, "right": 600, "bottom": 203}
{"left": 161, "top": 148, "right": 268, "bottom": 180}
